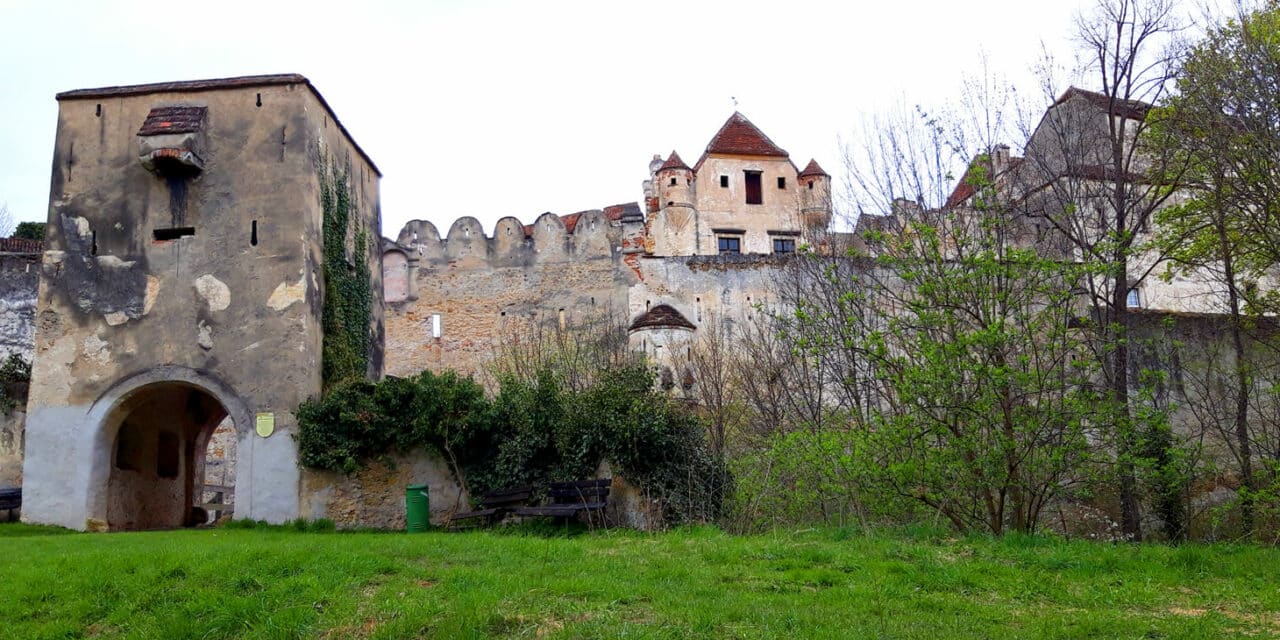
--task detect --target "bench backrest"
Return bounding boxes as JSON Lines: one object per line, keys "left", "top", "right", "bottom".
{"left": 479, "top": 485, "right": 534, "bottom": 509}
{"left": 547, "top": 479, "right": 610, "bottom": 505}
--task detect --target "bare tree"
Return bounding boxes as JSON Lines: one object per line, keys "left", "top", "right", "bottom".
{"left": 1016, "top": 0, "right": 1188, "bottom": 541}
{"left": 0, "top": 204, "right": 14, "bottom": 238}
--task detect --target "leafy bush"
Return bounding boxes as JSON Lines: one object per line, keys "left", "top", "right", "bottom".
{"left": 296, "top": 364, "right": 729, "bottom": 525}
{"left": 0, "top": 354, "right": 31, "bottom": 412}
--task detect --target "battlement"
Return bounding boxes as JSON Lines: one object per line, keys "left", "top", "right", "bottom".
{"left": 390, "top": 202, "right": 643, "bottom": 268}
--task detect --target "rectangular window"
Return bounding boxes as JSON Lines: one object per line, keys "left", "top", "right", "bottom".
{"left": 773, "top": 238, "right": 796, "bottom": 254}
{"left": 430, "top": 313, "right": 442, "bottom": 338}
{"left": 720, "top": 175, "right": 729, "bottom": 188}
{"left": 777, "top": 176, "right": 786, "bottom": 189}
{"left": 718, "top": 236, "right": 741, "bottom": 255}
{"left": 744, "top": 171, "right": 762, "bottom": 205}
{"left": 1126, "top": 288, "right": 1141, "bottom": 308}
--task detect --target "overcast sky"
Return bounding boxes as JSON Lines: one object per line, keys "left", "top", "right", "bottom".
{"left": 0, "top": 0, "right": 1109, "bottom": 238}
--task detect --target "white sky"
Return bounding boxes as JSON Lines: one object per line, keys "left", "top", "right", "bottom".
{"left": 0, "top": 0, "right": 1102, "bottom": 238}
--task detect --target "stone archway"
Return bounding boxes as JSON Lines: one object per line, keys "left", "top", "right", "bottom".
{"left": 83, "top": 367, "right": 251, "bottom": 531}
{"left": 103, "top": 383, "right": 228, "bottom": 530}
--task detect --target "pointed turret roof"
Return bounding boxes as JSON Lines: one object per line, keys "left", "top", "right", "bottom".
{"left": 798, "top": 159, "right": 829, "bottom": 178}
{"left": 704, "top": 112, "right": 789, "bottom": 157}
{"left": 658, "top": 150, "right": 691, "bottom": 171}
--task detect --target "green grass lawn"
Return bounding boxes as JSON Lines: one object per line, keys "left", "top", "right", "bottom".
{"left": 2, "top": 522, "right": 1277, "bottom": 639}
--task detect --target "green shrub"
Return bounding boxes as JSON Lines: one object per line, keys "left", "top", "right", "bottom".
{"left": 296, "top": 363, "right": 729, "bottom": 525}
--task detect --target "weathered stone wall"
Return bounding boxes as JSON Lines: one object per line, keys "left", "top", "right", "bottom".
{"left": 0, "top": 245, "right": 40, "bottom": 488}
{"left": 300, "top": 449, "right": 464, "bottom": 528}
{"left": 0, "top": 249, "right": 41, "bottom": 363}
{"left": 385, "top": 211, "right": 639, "bottom": 380}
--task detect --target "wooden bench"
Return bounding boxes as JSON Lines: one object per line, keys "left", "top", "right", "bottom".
{"left": 514, "top": 479, "right": 611, "bottom": 524}
{"left": 0, "top": 487, "right": 20, "bottom": 522}
{"left": 449, "top": 485, "right": 534, "bottom": 527}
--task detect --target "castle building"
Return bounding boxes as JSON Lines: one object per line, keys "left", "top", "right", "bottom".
{"left": 383, "top": 112, "right": 831, "bottom": 382}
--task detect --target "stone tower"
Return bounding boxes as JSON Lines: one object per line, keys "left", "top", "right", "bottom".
{"left": 22, "top": 74, "right": 383, "bottom": 531}
{"left": 649, "top": 151, "right": 696, "bottom": 255}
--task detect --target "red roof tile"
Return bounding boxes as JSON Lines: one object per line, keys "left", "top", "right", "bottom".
{"left": 704, "top": 112, "right": 788, "bottom": 157}
{"left": 604, "top": 202, "right": 643, "bottom": 222}
{"left": 798, "top": 159, "right": 828, "bottom": 178}
{"left": 658, "top": 151, "right": 690, "bottom": 172}
{"left": 138, "top": 106, "right": 207, "bottom": 136}
{"left": 561, "top": 212, "right": 583, "bottom": 234}
{"left": 0, "top": 237, "right": 42, "bottom": 253}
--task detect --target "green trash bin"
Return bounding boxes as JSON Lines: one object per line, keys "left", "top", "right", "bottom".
{"left": 406, "top": 484, "right": 430, "bottom": 532}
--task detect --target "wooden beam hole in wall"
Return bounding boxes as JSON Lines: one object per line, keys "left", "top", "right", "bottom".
{"left": 153, "top": 227, "right": 195, "bottom": 241}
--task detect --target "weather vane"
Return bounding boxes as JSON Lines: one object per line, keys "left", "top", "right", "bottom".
{"left": 731, "top": 96, "right": 738, "bottom": 109}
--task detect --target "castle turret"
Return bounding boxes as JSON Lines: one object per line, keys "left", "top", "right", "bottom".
{"left": 798, "top": 159, "right": 832, "bottom": 231}
{"left": 647, "top": 151, "right": 699, "bottom": 255}
{"left": 656, "top": 151, "right": 694, "bottom": 209}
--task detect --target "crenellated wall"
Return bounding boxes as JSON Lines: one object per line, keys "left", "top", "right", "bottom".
{"left": 383, "top": 207, "right": 646, "bottom": 379}
{"left": 383, "top": 204, "right": 796, "bottom": 384}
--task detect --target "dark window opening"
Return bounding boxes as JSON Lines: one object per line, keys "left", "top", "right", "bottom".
{"left": 90, "top": 231, "right": 98, "bottom": 256}
{"left": 719, "top": 175, "right": 729, "bottom": 188}
{"left": 153, "top": 227, "right": 195, "bottom": 241}
{"left": 777, "top": 177, "right": 786, "bottom": 189}
{"left": 255, "top": 93, "right": 262, "bottom": 108}
{"left": 718, "top": 236, "right": 741, "bottom": 255}
{"left": 250, "top": 220, "right": 258, "bottom": 246}
{"left": 744, "top": 171, "right": 762, "bottom": 205}
{"left": 95, "top": 104, "right": 102, "bottom": 117}
{"left": 808, "top": 180, "right": 814, "bottom": 189}
{"left": 669, "top": 177, "right": 677, "bottom": 186}
{"left": 156, "top": 431, "right": 180, "bottom": 478}
{"left": 114, "top": 423, "right": 143, "bottom": 471}
{"left": 773, "top": 238, "right": 796, "bottom": 254}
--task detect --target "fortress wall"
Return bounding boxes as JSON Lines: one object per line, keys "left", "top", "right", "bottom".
{"left": 383, "top": 212, "right": 636, "bottom": 380}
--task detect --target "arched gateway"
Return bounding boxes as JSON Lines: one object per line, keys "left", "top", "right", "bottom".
{"left": 85, "top": 368, "right": 250, "bottom": 530}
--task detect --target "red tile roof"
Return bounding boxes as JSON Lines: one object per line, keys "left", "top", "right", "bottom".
{"left": 798, "top": 159, "right": 828, "bottom": 178}
{"left": 137, "top": 106, "right": 207, "bottom": 136}
{"left": 0, "top": 237, "right": 43, "bottom": 253}
{"left": 561, "top": 212, "right": 583, "bottom": 234}
{"left": 658, "top": 151, "right": 691, "bottom": 172}
{"left": 704, "top": 112, "right": 788, "bottom": 157}
{"left": 629, "top": 304, "right": 696, "bottom": 331}
{"left": 604, "top": 202, "right": 642, "bottom": 222}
